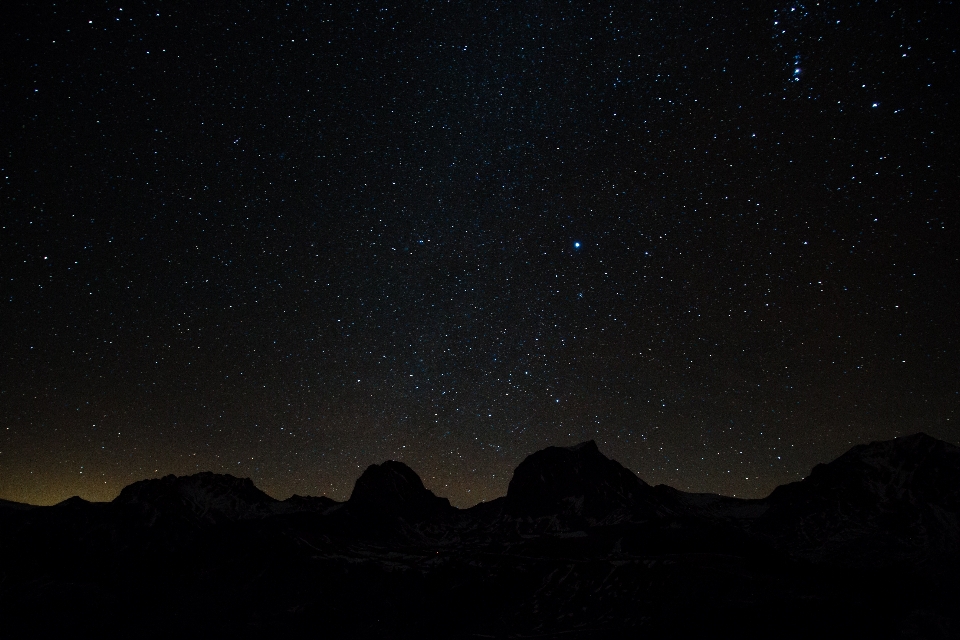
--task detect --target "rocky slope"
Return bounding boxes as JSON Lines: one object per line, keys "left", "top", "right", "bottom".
{"left": 755, "top": 433, "right": 960, "bottom": 568}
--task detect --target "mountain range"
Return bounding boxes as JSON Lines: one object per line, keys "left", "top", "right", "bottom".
{"left": 1, "top": 433, "right": 958, "bottom": 638}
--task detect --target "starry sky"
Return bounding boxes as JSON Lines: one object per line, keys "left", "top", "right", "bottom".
{"left": 2, "top": 1, "right": 957, "bottom": 507}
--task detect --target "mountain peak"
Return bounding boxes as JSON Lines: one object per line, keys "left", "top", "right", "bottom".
{"left": 54, "top": 495, "right": 91, "bottom": 508}
{"left": 348, "top": 460, "right": 451, "bottom": 518}
{"left": 760, "top": 433, "right": 960, "bottom": 566}
{"left": 805, "top": 432, "right": 960, "bottom": 486}
{"left": 855, "top": 431, "right": 953, "bottom": 454}
{"left": 114, "top": 471, "right": 280, "bottom": 523}
{"left": 564, "top": 440, "right": 600, "bottom": 453}
{"left": 282, "top": 494, "right": 339, "bottom": 513}
{"left": 505, "top": 441, "right": 660, "bottom": 520}
{"left": 893, "top": 431, "right": 938, "bottom": 444}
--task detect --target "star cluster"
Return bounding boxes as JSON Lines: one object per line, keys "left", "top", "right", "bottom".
{"left": 1, "top": 1, "right": 957, "bottom": 506}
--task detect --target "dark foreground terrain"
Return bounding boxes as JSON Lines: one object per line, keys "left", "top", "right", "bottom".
{"left": 2, "top": 433, "right": 959, "bottom": 639}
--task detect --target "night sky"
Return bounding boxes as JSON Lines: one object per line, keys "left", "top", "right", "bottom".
{"left": 2, "top": 1, "right": 957, "bottom": 507}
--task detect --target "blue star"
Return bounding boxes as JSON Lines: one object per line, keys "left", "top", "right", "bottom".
{"left": 573, "top": 241, "right": 582, "bottom": 250}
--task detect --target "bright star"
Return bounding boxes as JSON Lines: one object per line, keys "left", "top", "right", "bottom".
{"left": 573, "top": 241, "right": 581, "bottom": 250}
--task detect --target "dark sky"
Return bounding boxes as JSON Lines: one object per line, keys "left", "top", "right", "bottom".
{"left": 2, "top": 1, "right": 957, "bottom": 507}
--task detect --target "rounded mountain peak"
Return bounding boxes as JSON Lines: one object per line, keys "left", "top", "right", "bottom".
{"left": 348, "top": 460, "right": 450, "bottom": 518}
{"left": 506, "top": 440, "right": 659, "bottom": 519}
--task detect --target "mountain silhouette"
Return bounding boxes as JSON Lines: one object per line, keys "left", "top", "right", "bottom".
{"left": 114, "top": 471, "right": 284, "bottom": 525}
{"left": 757, "top": 432, "right": 960, "bottom": 567}
{"left": 282, "top": 493, "right": 339, "bottom": 513}
{"left": 347, "top": 460, "right": 452, "bottom": 518}
{"left": 0, "top": 497, "right": 38, "bottom": 512}
{"left": 1, "top": 433, "right": 958, "bottom": 639}
{"left": 505, "top": 440, "right": 665, "bottom": 522}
